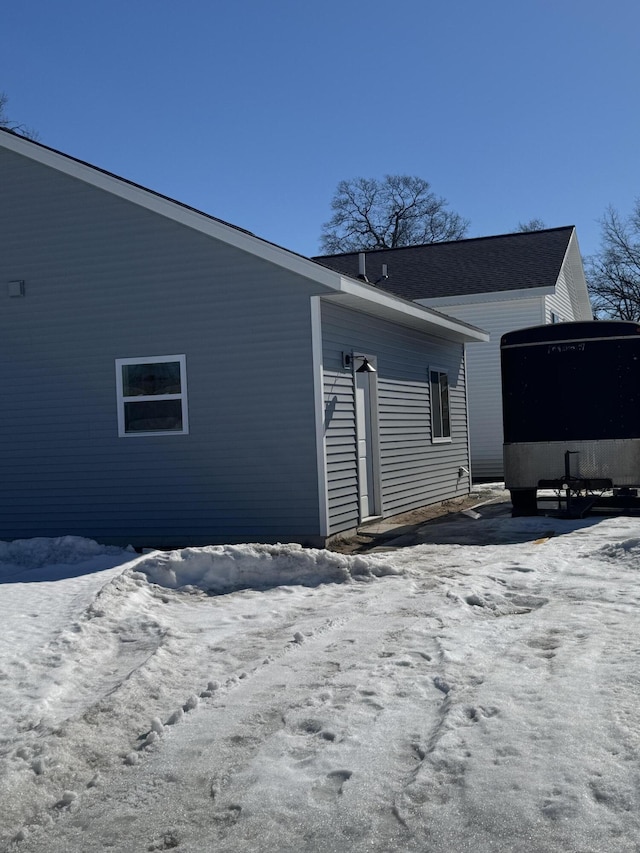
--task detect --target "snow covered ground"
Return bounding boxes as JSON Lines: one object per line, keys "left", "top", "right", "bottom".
{"left": 2, "top": 494, "right": 640, "bottom": 852}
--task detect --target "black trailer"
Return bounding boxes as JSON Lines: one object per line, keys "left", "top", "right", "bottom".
{"left": 500, "top": 321, "right": 640, "bottom": 516}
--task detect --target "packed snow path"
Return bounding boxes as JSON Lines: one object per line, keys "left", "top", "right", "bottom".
{"left": 2, "top": 514, "right": 640, "bottom": 851}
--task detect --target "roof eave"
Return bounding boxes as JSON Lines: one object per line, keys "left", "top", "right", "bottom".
{"left": 417, "top": 285, "right": 556, "bottom": 308}
{"left": 0, "top": 129, "right": 342, "bottom": 290}
{"left": 1, "top": 130, "right": 488, "bottom": 343}
{"left": 324, "top": 278, "right": 489, "bottom": 343}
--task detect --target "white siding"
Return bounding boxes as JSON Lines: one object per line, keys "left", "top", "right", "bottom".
{"left": 546, "top": 268, "right": 573, "bottom": 323}
{"left": 424, "top": 297, "right": 544, "bottom": 478}
{"left": 546, "top": 235, "right": 593, "bottom": 323}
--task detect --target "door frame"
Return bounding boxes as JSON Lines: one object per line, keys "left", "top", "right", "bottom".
{"left": 352, "top": 352, "right": 382, "bottom": 521}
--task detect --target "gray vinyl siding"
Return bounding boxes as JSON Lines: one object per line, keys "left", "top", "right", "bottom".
{"left": 0, "top": 147, "right": 322, "bottom": 546}
{"left": 321, "top": 302, "right": 471, "bottom": 535}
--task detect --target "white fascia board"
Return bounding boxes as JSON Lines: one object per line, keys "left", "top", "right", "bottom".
{"left": 416, "top": 286, "right": 555, "bottom": 308}
{"left": 1, "top": 132, "right": 496, "bottom": 344}
{"left": 1, "top": 132, "right": 491, "bottom": 343}
{"left": 0, "top": 131, "right": 342, "bottom": 291}
{"left": 324, "top": 278, "right": 489, "bottom": 343}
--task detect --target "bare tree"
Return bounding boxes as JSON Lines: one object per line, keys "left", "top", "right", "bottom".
{"left": 0, "top": 92, "right": 38, "bottom": 140}
{"left": 516, "top": 218, "right": 546, "bottom": 232}
{"left": 320, "top": 175, "right": 469, "bottom": 253}
{"left": 587, "top": 203, "right": 640, "bottom": 320}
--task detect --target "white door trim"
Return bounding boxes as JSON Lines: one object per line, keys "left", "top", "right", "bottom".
{"left": 352, "top": 353, "right": 381, "bottom": 521}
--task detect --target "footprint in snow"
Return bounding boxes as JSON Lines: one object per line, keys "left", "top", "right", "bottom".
{"left": 504, "top": 593, "right": 548, "bottom": 609}
{"left": 433, "top": 675, "right": 451, "bottom": 695}
{"left": 312, "top": 770, "right": 353, "bottom": 802}
{"left": 211, "top": 805, "right": 242, "bottom": 825}
{"left": 147, "top": 832, "right": 180, "bottom": 850}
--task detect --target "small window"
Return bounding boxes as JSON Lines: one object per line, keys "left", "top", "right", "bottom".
{"left": 430, "top": 368, "right": 451, "bottom": 441}
{"left": 115, "top": 355, "right": 188, "bottom": 436}
{"left": 550, "top": 312, "right": 561, "bottom": 324}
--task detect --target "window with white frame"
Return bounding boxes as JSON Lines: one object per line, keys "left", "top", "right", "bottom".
{"left": 429, "top": 368, "right": 451, "bottom": 441}
{"left": 115, "top": 355, "right": 189, "bottom": 436}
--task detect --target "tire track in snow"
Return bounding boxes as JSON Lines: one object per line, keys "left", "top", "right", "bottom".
{"left": 11, "top": 577, "right": 448, "bottom": 852}
{"left": 0, "top": 567, "right": 172, "bottom": 850}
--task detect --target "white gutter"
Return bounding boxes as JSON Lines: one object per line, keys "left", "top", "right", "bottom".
{"left": 325, "top": 277, "right": 489, "bottom": 343}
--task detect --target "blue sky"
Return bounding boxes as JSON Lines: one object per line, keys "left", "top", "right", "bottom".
{"left": 3, "top": 0, "right": 639, "bottom": 259}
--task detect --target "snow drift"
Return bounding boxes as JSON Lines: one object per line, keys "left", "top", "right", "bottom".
{"left": 135, "top": 542, "right": 400, "bottom": 594}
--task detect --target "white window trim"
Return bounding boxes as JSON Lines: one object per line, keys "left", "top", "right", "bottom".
{"left": 115, "top": 354, "right": 189, "bottom": 437}
{"left": 429, "top": 365, "right": 452, "bottom": 444}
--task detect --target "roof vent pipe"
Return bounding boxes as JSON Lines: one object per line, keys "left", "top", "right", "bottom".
{"left": 373, "top": 264, "right": 389, "bottom": 285}
{"left": 358, "top": 252, "right": 368, "bottom": 282}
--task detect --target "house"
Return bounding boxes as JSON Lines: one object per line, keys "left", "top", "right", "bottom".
{"left": 315, "top": 228, "right": 592, "bottom": 478}
{"left": 0, "top": 129, "right": 487, "bottom": 547}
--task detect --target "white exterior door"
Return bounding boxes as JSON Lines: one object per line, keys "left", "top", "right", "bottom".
{"left": 354, "top": 360, "right": 380, "bottom": 520}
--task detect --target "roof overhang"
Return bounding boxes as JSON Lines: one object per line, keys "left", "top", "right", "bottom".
{"left": 0, "top": 130, "right": 488, "bottom": 344}
{"left": 323, "top": 279, "right": 489, "bottom": 343}
{"left": 0, "top": 130, "right": 342, "bottom": 285}
{"left": 416, "top": 285, "right": 556, "bottom": 308}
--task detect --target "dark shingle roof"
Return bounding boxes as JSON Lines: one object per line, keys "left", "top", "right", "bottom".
{"left": 313, "top": 227, "right": 575, "bottom": 300}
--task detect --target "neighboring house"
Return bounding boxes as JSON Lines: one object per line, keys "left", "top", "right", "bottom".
{"left": 315, "top": 228, "right": 592, "bottom": 478}
{"left": 0, "top": 129, "right": 487, "bottom": 547}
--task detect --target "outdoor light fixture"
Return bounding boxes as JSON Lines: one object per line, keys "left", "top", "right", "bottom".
{"left": 355, "top": 357, "right": 376, "bottom": 373}
{"left": 343, "top": 352, "right": 377, "bottom": 373}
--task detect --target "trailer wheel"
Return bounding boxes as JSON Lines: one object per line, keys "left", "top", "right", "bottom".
{"left": 510, "top": 489, "right": 538, "bottom": 517}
